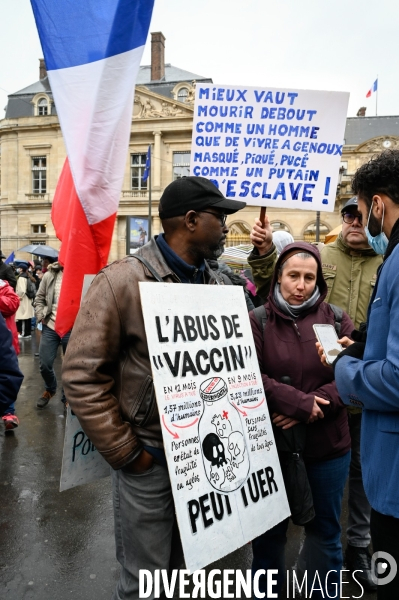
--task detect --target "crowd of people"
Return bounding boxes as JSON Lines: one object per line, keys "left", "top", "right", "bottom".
{"left": 0, "top": 252, "right": 70, "bottom": 428}
{"left": 1, "top": 150, "right": 399, "bottom": 599}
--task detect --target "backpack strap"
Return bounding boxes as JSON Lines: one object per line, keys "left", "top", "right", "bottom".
{"left": 130, "top": 255, "right": 164, "bottom": 283}
{"left": 253, "top": 305, "right": 268, "bottom": 336}
{"left": 328, "top": 303, "right": 343, "bottom": 336}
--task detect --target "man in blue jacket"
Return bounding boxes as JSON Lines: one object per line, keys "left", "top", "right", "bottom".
{"left": 334, "top": 150, "right": 399, "bottom": 599}
{"left": 0, "top": 313, "right": 24, "bottom": 422}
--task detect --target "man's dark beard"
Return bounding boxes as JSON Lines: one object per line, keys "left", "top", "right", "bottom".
{"left": 189, "top": 240, "right": 225, "bottom": 262}
{"left": 208, "top": 243, "right": 224, "bottom": 260}
{"left": 368, "top": 210, "right": 382, "bottom": 237}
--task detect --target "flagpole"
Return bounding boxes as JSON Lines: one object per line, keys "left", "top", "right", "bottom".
{"left": 376, "top": 74, "right": 378, "bottom": 116}
{"left": 148, "top": 145, "right": 152, "bottom": 240}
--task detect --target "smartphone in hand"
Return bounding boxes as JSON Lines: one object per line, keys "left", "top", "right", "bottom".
{"left": 313, "top": 324, "right": 342, "bottom": 365}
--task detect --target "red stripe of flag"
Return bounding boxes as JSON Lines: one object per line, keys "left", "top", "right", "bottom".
{"left": 51, "top": 159, "right": 116, "bottom": 337}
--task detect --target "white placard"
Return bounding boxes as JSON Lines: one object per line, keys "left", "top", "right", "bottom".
{"left": 191, "top": 84, "right": 349, "bottom": 212}
{"left": 140, "top": 282, "right": 290, "bottom": 571}
{"left": 60, "top": 274, "right": 110, "bottom": 491}
{"left": 59, "top": 407, "right": 110, "bottom": 491}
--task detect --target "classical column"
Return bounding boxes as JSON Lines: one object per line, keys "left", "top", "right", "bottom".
{"left": 153, "top": 130, "right": 162, "bottom": 189}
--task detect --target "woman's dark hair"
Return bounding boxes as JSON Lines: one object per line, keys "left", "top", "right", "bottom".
{"left": 352, "top": 149, "right": 399, "bottom": 208}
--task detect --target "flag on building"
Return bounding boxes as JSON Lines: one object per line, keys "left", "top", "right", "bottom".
{"left": 142, "top": 145, "right": 151, "bottom": 182}
{"left": 30, "top": 0, "right": 155, "bottom": 336}
{"left": 366, "top": 79, "right": 378, "bottom": 98}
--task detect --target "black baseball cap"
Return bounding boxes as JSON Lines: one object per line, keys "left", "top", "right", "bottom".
{"left": 158, "top": 176, "right": 246, "bottom": 219}
{"left": 341, "top": 196, "right": 359, "bottom": 213}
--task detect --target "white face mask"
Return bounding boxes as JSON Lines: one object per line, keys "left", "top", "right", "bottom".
{"left": 364, "top": 202, "right": 389, "bottom": 255}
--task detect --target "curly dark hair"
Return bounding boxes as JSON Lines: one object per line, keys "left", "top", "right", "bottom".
{"left": 352, "top": 149, "right": 399, "bottom": 207}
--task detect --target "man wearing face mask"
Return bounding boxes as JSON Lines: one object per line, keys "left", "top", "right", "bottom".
{"left": 334, "top": 150, "right": 399, "bottom": 598}
{"left": 318, "top": 197, "right": 382, "bottom": 590}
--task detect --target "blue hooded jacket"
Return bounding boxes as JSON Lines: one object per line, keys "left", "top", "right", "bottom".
{"left": 335, "top": 243, "right": 399, "bottom": 517}
{"left": 0, "top": 313, "right": 23, "bottom": 415}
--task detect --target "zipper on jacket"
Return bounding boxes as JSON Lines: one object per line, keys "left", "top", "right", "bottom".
{"left": 293, "top": 321, "right": 301, "bottom": 338}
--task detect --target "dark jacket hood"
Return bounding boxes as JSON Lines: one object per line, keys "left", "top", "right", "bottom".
{"left": 269, "top": 241, "right": 327, "bottom": 301}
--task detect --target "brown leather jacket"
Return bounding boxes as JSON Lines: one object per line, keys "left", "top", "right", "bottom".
{"left": 62, "top": 238, "right": 225, "bottom": 469}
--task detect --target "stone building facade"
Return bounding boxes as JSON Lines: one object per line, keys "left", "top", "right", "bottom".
{"left": 1, "top": 35, "right": 399, "bottom": 261}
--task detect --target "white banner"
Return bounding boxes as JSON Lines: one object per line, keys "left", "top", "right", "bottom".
{"left": 60, "top": 274, "right": 110, "bottom": 491}
{"left": 60, "top": 407, "right": 110, "bottom": 491}
{"left": 191, "top": 84, "right": 349, "bottom": 212}
{"left": 140, "top": 283, "right": 290, "bottom": 571}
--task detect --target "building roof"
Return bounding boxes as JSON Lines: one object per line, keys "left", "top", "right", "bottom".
{"left": 4, "top": 67, "right": 399, "bottom": 146}
{"left": 4, "top": 65, "right": 211, "bottom": 119}
{"left": 136, "top": 63, "right": 208, "bottom": 85}
{"left": 137, "top": 64, "right": 212, "bottom": 100}
{"left": 11, "top": 76, "right": 52, "bottom": 96}
{"left": 344, "top": 115, "right": 399, "bottom": 146}
{"left": 5, "top": 76, "right": 55, "bottom": 119}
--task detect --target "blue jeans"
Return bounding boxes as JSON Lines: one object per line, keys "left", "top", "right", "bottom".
{"left": 39, "top": 324, "right": 71, "bottom": 402}
{"left": 3, "top": 402, "right": 15, "bottom": 416}
{"left": 252, "top": 452, "right": 351, "bottom": 599}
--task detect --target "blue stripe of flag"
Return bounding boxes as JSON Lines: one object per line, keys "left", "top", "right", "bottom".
{"left": 30, "top": 0, "right": 154, "bottom": 71}
{"left": 373, "top": 79, "right": 378, "bottom": 92}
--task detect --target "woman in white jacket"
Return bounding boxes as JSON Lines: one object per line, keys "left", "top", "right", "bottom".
{"left": 15, "top": 262, "right": 34, "bottom": 338}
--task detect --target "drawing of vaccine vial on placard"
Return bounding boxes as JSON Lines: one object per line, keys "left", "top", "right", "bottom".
{"left": 199, "top": 377, "right": 250, "bottom": 492}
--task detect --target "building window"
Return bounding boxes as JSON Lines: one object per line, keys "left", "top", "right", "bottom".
{"left": 177, "top": 87, "right": 189, "bottom": 102}
{"left": 271, "top": 221, "right": 291, "bottom": 233}
{"left": 30, "top": 240, "right": 46, "bottom": 246}
{"left": 38, "top": 97, "right": 48, "bottom": 116}
{"left": 131, "top": 154, "right": 148, "bottom": 190}
{"left": 226, "top": 221, "right": 251, "bottom": 247}
{"left": 303, "top": 222, "right": 330, "bottom": 243}
{"left": 31, "top": 224, "right": 46, "bottom": 234}
{"left": 173, "top": 152, "right": 191, "bottom": 180}
{"left": 340, "top": 161, "right": 348, "bottom": 175}
{"left": 32, "top": 156, "right": 47, "bottom": 193}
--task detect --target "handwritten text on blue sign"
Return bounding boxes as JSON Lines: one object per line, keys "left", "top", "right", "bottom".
{"left": 190, "top": 85, "right": 349, "bottom": 213}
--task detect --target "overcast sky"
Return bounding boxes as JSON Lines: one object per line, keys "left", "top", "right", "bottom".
{"left": 1, "top": 0, "right": 398, "bottom": 120}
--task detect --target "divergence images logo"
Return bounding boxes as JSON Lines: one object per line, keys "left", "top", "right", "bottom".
{"left": 371, "top": 552, "right": 398, "bottom": 586}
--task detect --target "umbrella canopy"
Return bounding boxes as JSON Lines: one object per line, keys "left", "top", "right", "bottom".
{"left": 14, "top": 259, "right": 35, "bottom": 268}
{"left": 17, "top": 244, "right": 59, "bottom": 259}
{"left": 324, "top": 225, "right": 342, "bottom": 244}
{"left": 220, "top": 244, "right": 252, "bottom": 269}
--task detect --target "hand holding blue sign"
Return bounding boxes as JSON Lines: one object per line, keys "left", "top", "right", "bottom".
{"left": 250, "top": 215, "right": 273, "bottom": 255}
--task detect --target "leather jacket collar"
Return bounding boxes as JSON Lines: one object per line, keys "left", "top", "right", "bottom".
{"left": 135, "top": 237, "right": 220, "bottom": 285}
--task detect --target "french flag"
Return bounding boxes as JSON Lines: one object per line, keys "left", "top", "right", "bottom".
{"left": 366, "top": 79, "right": 378, "bottom": 98}
{"left": 30, "top": 0, "right": 154, "bottom": 336}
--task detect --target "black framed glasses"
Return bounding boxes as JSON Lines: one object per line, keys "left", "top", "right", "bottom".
{"left": 198, "top": 210, "right": 227, "bottom": 227}
{"left": 342, "top": 212, "right": 363, "bottom": 225}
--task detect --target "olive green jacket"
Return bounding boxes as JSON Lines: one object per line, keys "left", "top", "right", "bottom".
{"left": 319, "top": 234, "right": 382, "bottom": 329}
{"left": 248, "top": 234, "right": 382, "bottom": 330}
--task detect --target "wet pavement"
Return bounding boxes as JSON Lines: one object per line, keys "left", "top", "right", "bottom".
{"left": 1, "top": 331, "right": 377, "bottom": 599}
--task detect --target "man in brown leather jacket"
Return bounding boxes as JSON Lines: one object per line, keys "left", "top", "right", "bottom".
{"left": 62, "top": 177, "right": 245, "bottom": 600}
